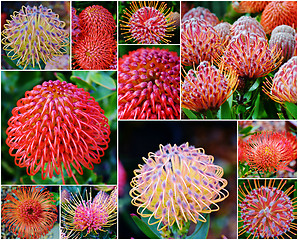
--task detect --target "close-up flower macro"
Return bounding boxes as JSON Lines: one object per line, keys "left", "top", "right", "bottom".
{"left": 181, "top": 1, "right": 297, "bottom": 120}
{"left": 119, "top": 121, "right": 237, "bottom": 239}
{"left": 1, "top": 1, "right": 70, "bottom": 70}
{"left": 1, "top": 71, "right": 117, "bottom": 185}
{"left": 71, "top": 1, "right": 117, "bottom": 70}
{"left": 238, "top": 179, "right": 297, "bottom": 239}
{"left": 238, "top": 121, "right": 297, "bottom": 178}
{"left": 118, "top": 45, "right": 180, "bottom": 119}
{"left": 61, "top": 186, "right": 117, "bottom": 239}
{"left": 119, "top": 1, "right": 180, "bottom": 44}
{"left": 1, "top": 186, "right": 59, "bottom": 239}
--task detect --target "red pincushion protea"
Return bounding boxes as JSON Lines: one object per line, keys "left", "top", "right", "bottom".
{"left": 6, "top": 80, "right": 110, "bottom": 184}
{"left": 72, "top": 33, "right": 117, "bottom": 70}
{"left": 231, "top": 16, "right": 266, "bottom": 39}
{"left": 239, "top": 179, "right": 297, "bottom": 239}
{"left": 261, "top": 1, "right": 297, "bottom": 34}
{"left": 221, "top": 31, "right": 282, "bottom": 80}
{"left": 243, "top": 131, "right": 295, "bottom": 173}
{"left": 181, "top": 18, "right": 223, "bottom": 66}
{"left": 118, "top": 48, "right": 180, "bottom": 119}
{"left": 263, "top": 56, "right": 297, "bottom": 104}
{"left": 182, "top": 61, "right": 238, "bottom": 113}
{"left": 120, "top": 1, "right": 176, "bottom": 44}
{"left": 182, "top": 6, "right": 219, "bottom": 26}
{"left": 79, "top": 5, "right": 116, "bottom": 35}
{"left": 1, "top": 186, "right": 57, "bottom": 239}
{"left": 232, "top": 1, "right": 270, "bottom": 13}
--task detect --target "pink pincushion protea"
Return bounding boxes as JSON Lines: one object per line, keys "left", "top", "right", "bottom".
{"left": 263, "top": 56, "right": 297, "bottom": 104}
{"left": 182, "top": 6, "right": 219, "bottom": 26}
{"left": 231, "top": 16, "right": 266, "bottom": 39}
{"left": 181, "top": 18, "right": 223, "bottom": 66}
{"left": 214, "top": 22, "right": 232, "bottom": 47}
{"left": 130, "top": 143, "right": 229, "bottom": 231}
{"left": 242, "top": 131, "right": 295, "bottom": 173}
{"left": 118, "top": 47, "right": 180, "bottom": 119}
{"left": 6, "top": 80, "right": 110, "bottom": 184}
{"left": 239, "top": 179, "right": 297, "bottom": 239}
{"left": 182, "top": 61, "right": 238, "bottom": 113}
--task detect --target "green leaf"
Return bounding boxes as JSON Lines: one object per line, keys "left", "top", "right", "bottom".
{"left": 55, "top": 72, "right": 67, "bottom": 82}
{"left": 187, "top": 214, "right": 210, "bottom": 239}
{"left": 239, "top": 126, "right": 253, "bottom": 135}
{"left": 220, "top": 100, "right": 232, "bottom": 119}
{"left": 248, "top": 78, "right": 261, "bottom": 92}
{"left": 90, "top": 72, "right": 116, "bottom": 90}
{"left": 70, "top": 76, "right": 96, "bottom": 91}
{"left": 131, "top": 214, "right": 161, "bottom": 239}
{"left": 284, "top": 102, "right": 297, "bottom": 119}
{"left": 3, "top": 55, "right": 21, "bottom": 69}
{"left": 252, "top": 94, "right": 261, "bottom": 119}
{"left": 183, "top": 108, "right": 198, "bottom": 119}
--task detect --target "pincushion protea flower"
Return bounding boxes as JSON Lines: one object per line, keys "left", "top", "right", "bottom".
{"left": 120, "top": 1, "right": 176, "bottom": 44}
{"left": 1, "top": 5, "right": 69, "bottom": 69}
{"left": 232, "top": 1, "right": 269, "bottom": 13}
{"left": 181, "top": 18, "right": 223, "bottom": 66}
{"left": 1, "top": 186, "right": 57, "bottom": 239}
{"left": 182, "top": 6, "right": 219, "bottom": 26}
{"left": 118, "top": 47, "right": 180, "bottom": 119}
{"left": 62, "top": 188, "right": 117, "bottom": 237}
{"left": 263, "top": 56, "right": 297, "bottom": 104}
{"left": 242, "top": 131, "right": 295, "bottom": 173}
{"left": 6, "top": 80, "right": 110, "bottom": 184}
{"left": 130, "top": 143, "right": 229, "bottom": 231}
{"left": 261, "top": 1, "right": 297, "bottom": 34}
{"left": 221, "top": 31, "right": 282, "bottom": 80}
{"left": 182, "top": 61, "right": 238, "bottom": 113}
{"left": 214, "top": 22, "right": 232, "bottom": 47}
{"left": 239, "top": 179, "right": 297, "bottom": 239}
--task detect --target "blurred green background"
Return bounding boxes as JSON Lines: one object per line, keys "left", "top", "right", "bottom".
{"left": 1, "top": 71, "right": 117, "bottom": 185}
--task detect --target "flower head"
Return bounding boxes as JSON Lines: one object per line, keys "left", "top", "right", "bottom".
{"left": 181, "top": 18, "right": 223, "bottom": 66}
{"left": 242, "top": 131, "right": 295, "bottom": 173}
{"left": 182, "top": 61, "right": 238, "bottom": 113}
{"left": 231, "top": 16, "right": 266, "bottom": 39}
{"left": 6, "top": 80, "right": 110, "bottom": 184}
{"left": 232, "top": 1, "right": 269, "bottom": 13}
{"left": 118, "top": 48, "right": 180, "bottom": 119}
{"left": 239, "top": 179, "right": 297, "bottom": 239}
{"left": 130, "top": 143, "right": 229, "bottom": 230}
{"left": 221, "top": 31, "right": 282, "bottom": 80}
{"left": 214, "top": 22, "right": 232, "bottom": 47}
{"left": 263, "top": 56, "right": 297, "bottom": 104}
{"left": 1, "top": 186, "right": 57, "bottom": 239}
{"left": 120, "top": 1, "right": 176, "bottom": 44}
{"left": 182, "top": 6, "right": 219, "bottom": 26}
{"left": 261, "top": 1, "right": 297, "bottom": 34}
{"left": 1, "top": 5, "right": 69, "bottom": 69}
{"left": 62, "top": 188, "right": 117, "bottom": 237}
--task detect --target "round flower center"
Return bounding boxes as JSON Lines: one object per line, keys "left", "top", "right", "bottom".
{"left": 18, "top": 199, "right": 43, "bottom": 223}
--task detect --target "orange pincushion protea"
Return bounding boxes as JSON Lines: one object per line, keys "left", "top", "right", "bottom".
{"left": 182, "top": 6, "right": 219, "bottom": 26}
{"left": 1, "top": 186, "right": 57, "bottom": 239}
{"left": 232, "top": 1, "right": 270, "bottom": 13}
{"left": 242, "top": 131, "right": 295, "bottom": 173}
{"left": 182, "top": 61, "right": 238, "bottom": 113}
{"left": 6, "top": 80, "right": 110, "bottom": 184}
{"left": 130, "top": 143, "right": 229, "bottom": 230}
{"left": 261, "top": 1, "right": 297, "bottom": 34}
{"left": 263, "top": 56, "right": 297, "bottom": 104}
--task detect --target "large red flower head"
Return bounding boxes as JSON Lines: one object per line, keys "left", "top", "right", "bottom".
{"left": 263, "top": 56, "right": 297, "bottom": 104}
{"left": 182, "top": 6, "right": 219, "bottom": 26}
{"left": 261, "top": 1, "right": 297, "bottom": 34}
{"left": 181, "top": 18, "right": 223, "bottom": 66}
{"left": 6, "top": 80, "right": 110, "bottom": 184}
{"left": 242, "top": 131, "right": 295, "bottom": 173}
{"left": 1, "top": 186, "right": 57, "bottom": 239}
{"left": 118, "top": 48, "right": 180, "bottom": 119}
{"left": 232, "top": 1, "right": 270, "bottom": 13}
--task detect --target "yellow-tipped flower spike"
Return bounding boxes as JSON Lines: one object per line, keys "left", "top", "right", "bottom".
{"left": 130, "top": 143, "right": 229, "bottom": 231}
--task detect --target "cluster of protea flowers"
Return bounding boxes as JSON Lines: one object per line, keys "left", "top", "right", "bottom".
{"left": 1, "top": 4, "right": 69, "bottom": 69}
{"left": 1, "top": 186, "right": 58, "bottom": 239}
{"left": 62, "top": 187, "right": 117, "bottom": 237}
{"left": 239, "top": 131, "right": 296, "bottom": 174}
{"left": 239, "top": 179, "right": 297, "bottom": 239}
{"left": 263, "top": 56, "right": 297, "bottom": 104}
{"left": 72, "top": 5, "right": 116, "bottom": 70}
{"left": 130, "top": 143, "right": 229, "bottom": 231}
{"left": 120, "top": 1, "right": 176, "bottom": 44}
{"left": 6, "top": 80, "right": 110, "bottom": 184}
{"left": 182, "top": 61, "right": 238, "bottom": 113}
{"left": 118, "top": 47, "right": 180, "bottom": 119}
